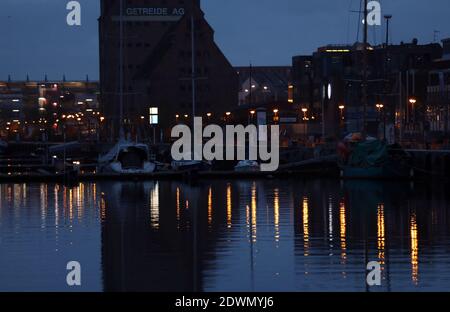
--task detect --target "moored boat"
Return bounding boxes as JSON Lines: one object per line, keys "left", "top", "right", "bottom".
{"left": 99, "top": 140, "right": 156, "bottom": 174}
{"left": 338, "top": 138, "right": 413, "bottom": 179}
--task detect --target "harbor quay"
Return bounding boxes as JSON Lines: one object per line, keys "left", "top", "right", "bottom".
{"left": 0, "top": 140, "right": 449, "bottom": 183}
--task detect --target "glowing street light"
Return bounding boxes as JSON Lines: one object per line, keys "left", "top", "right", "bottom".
{"left": 409, "top": 98, "right": 417, "bottom": 105}
{"left": 273, "top": 109, "right": 279, "bottom": 123}
{"left": 301, "top": 108, "right": 308, "bottom": 120}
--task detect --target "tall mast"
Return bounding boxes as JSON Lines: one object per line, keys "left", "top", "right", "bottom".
{"left": 249, "top": 62, "right": 253, "bottom": 106}
{"left": 362, "top": 0, "right": 369, "bottom": 138}
{"left": 119, "top": 0, "right": 124, "bottom": 139}
{"left": 191, "top": 4, "right": 196, "bottom": 124}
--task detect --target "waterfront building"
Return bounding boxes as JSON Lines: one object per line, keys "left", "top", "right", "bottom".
{"left": 426, "top": 39, "right": 450, "bottom": 140}
{"left": 99, "top": 0, "right": 238, "bottom": 142}
{"left": 292, "top": 40, "right": 443, "bottom": 142}
{"left": 0, "top": 80, "right": 100, "bottom": 141}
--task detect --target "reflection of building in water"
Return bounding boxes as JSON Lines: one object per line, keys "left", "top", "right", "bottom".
{"left": 101, "top": 181, "right": 195, "bottom": 291}
{"left": 100, "top": 181, "right": 241, "bottom": 291}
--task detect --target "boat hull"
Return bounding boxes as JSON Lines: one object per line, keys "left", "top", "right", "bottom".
{"left": 340, "top": 163, "right": 413, "bottom": 179}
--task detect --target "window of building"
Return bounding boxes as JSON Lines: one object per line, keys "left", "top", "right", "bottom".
{"left": 149, "top": 107, "right": 159, "bottom": 125}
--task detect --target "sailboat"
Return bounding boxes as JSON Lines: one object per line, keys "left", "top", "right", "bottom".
{"left": 98, "top": 0, "right": 156, "bottom": 175}
{"left": 338, "top": 0, "right": 413, "bottom": 179}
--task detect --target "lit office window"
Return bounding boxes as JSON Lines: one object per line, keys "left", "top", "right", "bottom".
{"left": 149, "top": 107, "right": 159, "bottom": 125}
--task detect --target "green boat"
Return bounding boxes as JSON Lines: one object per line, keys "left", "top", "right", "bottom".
{"left": 339, "top": 140, "right": 414, "bottom": 180}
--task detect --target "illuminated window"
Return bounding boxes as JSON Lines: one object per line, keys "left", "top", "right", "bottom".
{"left": 149, "top": 107, "right": 159, "bottom": 125}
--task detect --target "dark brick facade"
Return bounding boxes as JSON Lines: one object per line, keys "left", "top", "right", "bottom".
{"left": 99, "top": 0, "right": 238, "bottom": 141}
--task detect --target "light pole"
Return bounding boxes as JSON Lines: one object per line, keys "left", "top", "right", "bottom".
{"left": 409, "top": 97, "right": 417, "bottom": 133}
{"left": 384, "top": 15, "right": 392, "bottom": 47}
{"left": 302, "top": 108, "right": 308, "bottom": 143}
{"left": 249, "top": 110, "right": 256, "bottom": 125}
{"left": 376, "top": 103, "right": 386, "bottom": 140}
{"left": 339, "top": 105, "right": 345, "bottom": 135}
{"left": 225, "top": 112, "right": 231, "bottom": 124}
{"left": 273, "top": 109, "right": 279, "bottom": 124}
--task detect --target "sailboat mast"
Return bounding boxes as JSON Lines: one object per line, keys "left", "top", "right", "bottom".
{"left": 362, "top": 0, "right": 369, "bottom": 138}
{"left": 119, "top": 0, "right": 124, "bottom": 138}
{"left": 191, "top": 5, "right": 196, "bottom": 123}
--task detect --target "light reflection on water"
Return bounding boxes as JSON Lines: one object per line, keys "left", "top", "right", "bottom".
{"left": 0, "top": 179, "right": 450, "bottom": 292}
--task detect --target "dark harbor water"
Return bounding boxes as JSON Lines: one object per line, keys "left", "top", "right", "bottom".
{"left": 1, "top": 179, "right": 450, "bottom": 292}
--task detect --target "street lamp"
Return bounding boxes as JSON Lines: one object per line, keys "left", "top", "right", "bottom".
{"left": 273, "top": 109, "right": 279, "bottom": 123}
{"left": 248, "top": 110, "right": 256, "bottom": 125}
{"left": 301, "top": 108, "right": 308, "bottom": 120}
{"left": 376, "top": 104, "right": 386, "bottom": 140}
{"left": 225, "top": 112, "right": 231, "bottom": 123}
{"left": 339, "top": 105, "right": 345, "bottom": 115}
{"left": 409, "top": 97, "right": 417, "bottom": 129}
{"left": 338, "top": 105, "right": 345, "bottom": 135}
{"left": 301, "top": 108, "right": 308, "bottom": 143}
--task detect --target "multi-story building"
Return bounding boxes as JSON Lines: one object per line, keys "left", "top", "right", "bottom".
{"left": 292, "top": 40, "right": 443, "bottom": 141}
{"left": 426, "top": 39, "right": 450, "bottom": 137}
{"left": 99, "top": 0, "right": 238, "bottom": 142}
{"left": 0, "top": 80, "right": 100, "bottom": 141}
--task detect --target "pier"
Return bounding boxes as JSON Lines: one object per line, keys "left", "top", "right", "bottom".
{"left": 0, "top": 141, "right": 449, "bottom": 183}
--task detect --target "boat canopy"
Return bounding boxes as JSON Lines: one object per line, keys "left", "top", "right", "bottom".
{"left": 347, "top": 140, "right": 388, "bottom": 168}
{"left": 99, "top": 140, "right": 149, "bottom": 163}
